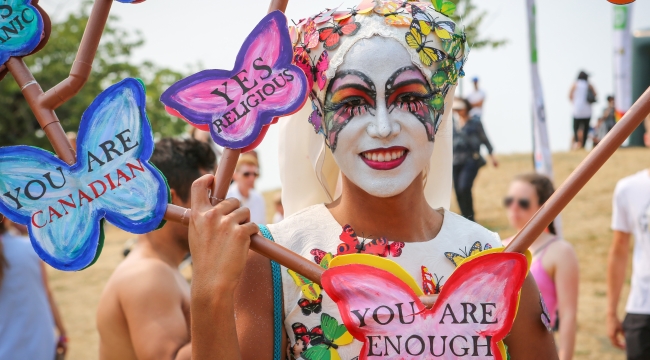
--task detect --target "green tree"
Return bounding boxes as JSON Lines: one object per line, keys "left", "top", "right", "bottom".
{"left": 451, "top": 0, "right": 507, "bottom": 50}
{"left": 0, "top": 1, "right": 186, "bottom": 150}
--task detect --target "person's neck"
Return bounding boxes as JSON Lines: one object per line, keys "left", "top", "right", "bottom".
{"left": 134, "top": 230, "right": 188, "bottom": 268}
{"left": 327, "top": 174, "right": 442, "bottom": 243}
{"left": 238, "top": 183, "right": 251, "bottom": 198}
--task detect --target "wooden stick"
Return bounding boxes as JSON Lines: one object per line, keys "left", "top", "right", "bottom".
{"left": 40, "top": 0, "right": 113, "bottom": 110}
{"left": 4, "top": 0, "right": 114, "bottom": 164}
{"left": 5, "top": 58, "right": 76, "bottom": 164}
{"left": 506, "top": 86, "right": 650, "bottom": 253}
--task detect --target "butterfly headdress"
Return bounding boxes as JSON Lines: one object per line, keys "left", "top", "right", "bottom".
{"left": 290, "top": 0, "right": 468, "bottom": 151}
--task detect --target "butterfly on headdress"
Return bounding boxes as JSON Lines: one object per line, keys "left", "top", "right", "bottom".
{"left": 308, "top": 97, "right": 324, "bottom": 134}
{"left": 0, "top": 78, "right": 169, "bottom": 270}
{"left": 333, "top": 0, "right": 375, "bottom": 22}
{"left": 318, "top": 17, "right": 361, "bottom": 51}
{"left": 313, "top": 6, "right": 340, "bottom": 24}
{"left": 432, "top": 0, "right": 457, "bottom": 17}
{"left": 337, "top": 224, "right": 405, "bottom": 257}
{"left": 410, "top": 4, "right": 455, "bottom": 40}
{"left": 445, "top": 240, "right": 492, "bottom": 267}
{"left": 405, "top": 21, "right": 447, "bottom": 66}
{"left": 294, "top": 49, "right": 329, "bottom": 91}
{"left": 288, "top": 253, "right": 333, "bottom": 301}
{"left": 299, "top": 313, "right": 354, "bottom": 360}
{"left": 298, "top": 294, "right": 323, "bottom": 316}
{"left": 374, "top": 0, "right": 430, "bottom": 27}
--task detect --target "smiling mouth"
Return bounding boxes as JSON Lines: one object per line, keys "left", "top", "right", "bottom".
{"left": 360, "top": 146, "right": 408, "bottom": 170}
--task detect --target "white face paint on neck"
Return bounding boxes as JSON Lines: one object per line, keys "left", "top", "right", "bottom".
{"left": 326, "top": 37, "right": 435, "bottom": 198}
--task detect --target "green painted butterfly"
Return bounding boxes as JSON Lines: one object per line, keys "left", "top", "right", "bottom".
{"left": 302, "top": 313, "right": 354, "bottom": 360}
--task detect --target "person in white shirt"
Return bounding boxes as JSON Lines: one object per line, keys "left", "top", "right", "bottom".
{"left": 227, "top": 154, "right": 267, "bottom": 224}
{"left": 607, "top": 116, "right": 650, "bottom": 359}
{"left": 569, "top": 71, "right": 597, "bottom": 149}
{"left": 466, "top": 76, "right": 485, "bottom": 119}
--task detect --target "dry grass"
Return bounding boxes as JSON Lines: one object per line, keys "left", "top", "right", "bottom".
{"left": 47, "top": 148, "right": 649, "bottom": 359}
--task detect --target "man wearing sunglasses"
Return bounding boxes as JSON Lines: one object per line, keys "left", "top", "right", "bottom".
{"left": 227, "top": 153, "right": 266, "bottom": 224}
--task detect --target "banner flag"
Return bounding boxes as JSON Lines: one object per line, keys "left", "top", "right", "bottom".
{"left": 613, "top": 4, "right": 633, "bottom": 121}
{"left": 526, "top": 0, "right": 553, "bottom": 178}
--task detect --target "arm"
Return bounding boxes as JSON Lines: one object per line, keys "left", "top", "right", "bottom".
{"left": 235, "top": 250, "right": 287, "bottom": 360}
{"left": 607, "top": 230, "right": 630, "bottom": 349}
{"left": 503, "top": 275, "right": 559, "bottom": 359}
{"left": 553, "top": 243, "right": 579, "bottom": 360}
{"left": 120, "top": 263, "right": 191, "bottom": 360}
{"left": 189, "top": 175, "right": 260, "bottom": 359}
{"left": 40, "top": 262, "right": 67, "bottom": 356}
{"left": 569, "top": 83, "right": 576, "bottom": 102}
{"left": 476, "top": 121, "right": 497, "bottom": 167}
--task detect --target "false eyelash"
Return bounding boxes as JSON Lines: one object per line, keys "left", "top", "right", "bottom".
{"left": 390, "top": 92, "right": 434, "bottom": 113}
{"left": 325, "top": 102, "right": 374, "bottom": 117}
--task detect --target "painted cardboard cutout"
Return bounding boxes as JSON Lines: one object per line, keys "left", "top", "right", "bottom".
{"left": 322, "top": 251, "right": 529, "bottom": 359}
{"left": 0, "top": 78, "right": 169, "bottom": 271}
{"left": 161, "top": 10, "right": 308, "bottom": 152}
{"left": 0, "top": 0, "right": 45, "bottom": 65}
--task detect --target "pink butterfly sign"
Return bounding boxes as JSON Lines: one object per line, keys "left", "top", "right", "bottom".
{"left": 160, "top": 11, "right": 308, "bottom": 151}
{"left": 321, "top": 252, "right": 528, "bottom": 359}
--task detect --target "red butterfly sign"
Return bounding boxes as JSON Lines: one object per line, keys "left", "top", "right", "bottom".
{"left": 337, "top": 224, "right": 405, "bottom": 258}
{"left": 322, "top": 252, "right": 528, "bottom": 359}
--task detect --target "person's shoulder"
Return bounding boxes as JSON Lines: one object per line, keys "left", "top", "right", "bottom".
{"left": 546, "top": 239, "right": 578, "bottom": 264}
{"left": 616, "top": 170, "right": 649, "bottom": 193}
{"left": 111, "top": 258, "right": 181, "bottom": 299}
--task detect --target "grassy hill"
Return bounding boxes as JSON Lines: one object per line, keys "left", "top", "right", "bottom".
{"left": 47, "top": 148, "right": 649, "bottom": 359}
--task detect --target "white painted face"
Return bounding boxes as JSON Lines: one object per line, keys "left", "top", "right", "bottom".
{"left": 326, "top": 37, "right": 435, "bottom": 197}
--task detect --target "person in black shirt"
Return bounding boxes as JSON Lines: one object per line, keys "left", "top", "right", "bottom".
{"left": 452, "top": 98, "right": 498, "bottom": 221}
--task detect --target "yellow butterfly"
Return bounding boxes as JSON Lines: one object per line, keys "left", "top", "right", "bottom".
{"left": 405, "top": 21, "right": 447, "bottom": 66}
{"left": 288, "top": 253, "right": 333, "bottom": 300}
{"left": 411, "top": 5, "right": 455, "bottom": 40}
{"left": 444, "top": 241, "right": 493, "bottom": 267}
{"left": 374, "top": 0, "right": 412, "bottom": 26}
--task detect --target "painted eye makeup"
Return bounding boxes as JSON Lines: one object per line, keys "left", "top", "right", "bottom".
{"left": 323, "top": 70, "right": 377, "bottom": 151}
{"left": 385, "top": 66, "right": 433, "bottom": 113}
{"left": 325, "top": 71, "right": 377, "bottom": 117}
{"left": 385, "top": 66, "right": 438, "bottom": 142}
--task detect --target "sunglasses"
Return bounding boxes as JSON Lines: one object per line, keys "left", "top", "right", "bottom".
{"left": 503, "top": 196, "right": 531, "bottom": 210}
{"left": 242, "top": 171, "right": 259, "bottom": 178}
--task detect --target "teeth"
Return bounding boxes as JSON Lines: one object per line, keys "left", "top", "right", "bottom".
{"left": 362, "top": 150, "right": 406, "bottom": 162}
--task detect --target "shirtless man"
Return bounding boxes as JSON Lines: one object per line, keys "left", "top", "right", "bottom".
{"left": 97, "top": 138, "right": 216, "bottom": 360}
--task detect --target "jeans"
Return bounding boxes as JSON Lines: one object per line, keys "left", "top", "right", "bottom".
{"left": 453, "top": 161, "right": 480, "bottom": 221}
{"left": 623, "top": 313, "right": 650, "bottom": 360}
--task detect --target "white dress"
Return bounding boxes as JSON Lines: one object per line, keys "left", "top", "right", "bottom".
{"left": 267, "top": 204, "right": 502, "bottom": 360}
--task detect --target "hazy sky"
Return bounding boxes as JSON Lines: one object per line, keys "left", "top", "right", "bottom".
{"left": 46, "top": 0, "right": 649, "bottom": 191}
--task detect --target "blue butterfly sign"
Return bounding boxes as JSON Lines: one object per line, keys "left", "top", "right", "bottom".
{"left": 0, "top": 0, "right": 45, "bottom": 65}
{"left": 0, "top": 78, "right": 169, "bottom": 271}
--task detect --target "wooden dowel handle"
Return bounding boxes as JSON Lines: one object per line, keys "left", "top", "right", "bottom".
{"left": 210, "top": 148, "right": 241, "bottom": 206}
{"left": 506, "top": 86, "right": 650, "bottom": 253}
{"left": 163, "top": 205, "right": 323, "bottom": 284}
{"left": 41, "top": 0, "right": 113, "bottom": 109}
{"left": 268, "top": 0, "right": 289, "bottom": 13}
{"left": 5, "top": 58, "right": 76, "bottom": 165}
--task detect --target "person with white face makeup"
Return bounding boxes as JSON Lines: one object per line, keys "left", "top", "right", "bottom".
{"left": 186, "top": 3, "right": 558, "bottom": 359}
